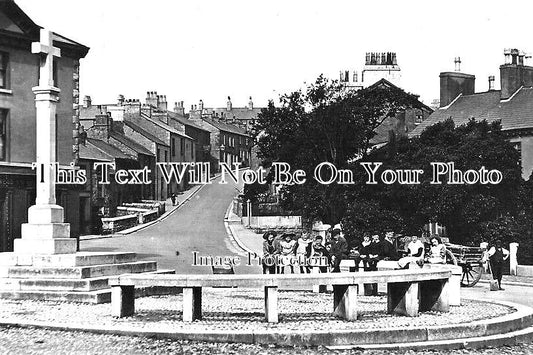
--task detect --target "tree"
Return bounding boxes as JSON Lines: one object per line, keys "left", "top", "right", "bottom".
{"left": 250, "top": 75, "right": 423, "bottom": 224}
{"left": 342, "top": 118, "right": 525, "bottom": 247}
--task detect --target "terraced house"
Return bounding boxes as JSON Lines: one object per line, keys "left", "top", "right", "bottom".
{"left": 0, "top": 0, "right": 89, "bottom": 251}
{"left": 410, "top": 49, "right": 533, "bottom": 180}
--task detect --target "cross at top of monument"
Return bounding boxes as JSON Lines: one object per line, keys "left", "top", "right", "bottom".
{"left": 31, "top": 29, "right": 61, "bottom": 88}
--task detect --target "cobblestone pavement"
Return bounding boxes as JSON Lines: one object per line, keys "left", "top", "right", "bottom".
{"left": 1, "top": 326, "right": 533, "bottom": 354}
{"left": 0, "top": 289, "right": 513, "bottom": 333}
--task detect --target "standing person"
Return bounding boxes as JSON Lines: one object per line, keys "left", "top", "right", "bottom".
{"left": 367, "top": 234, "right": 382, "bottom": 295}
{"left": 296, "top": 232, "right": 312, "bottom": 273}
{"left": 330, "top": 228, "right": 348, "bottom": 273}
{"left": 279, "top": 234, "right": 297, "bottom": 274}
{"left": 488, "top": 240, "right": 509, "bottom": 290}
{"left": 170, "top": 193, "right": 177, "bottom": 206}
{"left": 359, "top": 235, "right": 372, "bottom": 271}
{"left": 380, "top": 231, "right": 399, "bottom": 261}
{"left": 398, "top": 235, "right": 425, "bottom": 269}
{"left": 307, "top": 235, "right": 329, "bottom": 273}
{"left": 426, "top": 235, "right": 446, "bottom": 264}
{"left": 262, "top": 232, "right": 277, "bottom": 274}
{"left": 272, "top": 233, "right": 283, "bottom": 273}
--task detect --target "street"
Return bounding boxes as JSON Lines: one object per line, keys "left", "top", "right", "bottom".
{"left": 81, "top": 175, "right": 260, "bottom": 274}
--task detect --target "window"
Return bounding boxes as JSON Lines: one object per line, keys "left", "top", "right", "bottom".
{"left": 164, "top": 151, "right": 168, "bottom": 162}
{"left": 180, "top": 138, "right": 185, "bottom": 156}
{"left": 0, "top": 109, "right": 6, "bottom": 160}
{"left": 157, "top": 148, "right": 161, "bottom": 162}
{"left": 0, "top": 52, "right": 8, "bottom": 89}
{"left": 171, "top": 138, "right": 176, "bottom": 157}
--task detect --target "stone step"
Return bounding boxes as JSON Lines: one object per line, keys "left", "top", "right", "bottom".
{"left": 0, "top": 289, "right": 112, "bottom": 304}
{"left": 0, "top": 252, "right": 138, "bottom": 267}
{"left": 2, "top": 261, "right": 158, "bottom": 279}
{"left": 0, "top": 276, "right": 110, "bottom": 292}
{"left": 0, "top": 269, "right": 178, "bottom": 304}
{"left": 0, "top": 269, "right": 176, "bottom": 292}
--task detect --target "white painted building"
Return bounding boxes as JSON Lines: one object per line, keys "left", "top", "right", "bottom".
{"left": 340, "top": 52, "right": 402, "bottom": 90}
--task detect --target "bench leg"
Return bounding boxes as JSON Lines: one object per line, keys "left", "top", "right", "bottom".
{"left": 264, "top": 286, "right": 278, "bottom": 323}
{"left": 449, "top": 269, "right": 461, "bottom": 306}
{"left": 333, "top": 285, "right": 358, "bottom": 321}
{"left": 420, "top": 279, "right": 450, "bottom": 312}
{"left": 111, "top": 285, "right": 135, "bottom": 318}
{"left": 387, "top": 282, "right": 419, "bottom": 317}
{"left": 183, "top": 287, "right": 202, "bottom": 322}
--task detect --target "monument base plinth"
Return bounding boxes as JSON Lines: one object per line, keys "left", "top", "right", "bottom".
{"left": 14, "top": 238, "right": 77, "bottom": 255}
{"left": 20, "top": 223, "right": 71, "bottom": 239}
{"left": 28, "top": 204, "right": 64, "bottom": 224}
{"left": 0, "top": 251, "right": 174, "bottom": 303}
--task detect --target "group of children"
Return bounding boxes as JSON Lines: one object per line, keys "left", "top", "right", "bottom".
{"left": 262, "top": 229, "right": 450, "bottom": 275}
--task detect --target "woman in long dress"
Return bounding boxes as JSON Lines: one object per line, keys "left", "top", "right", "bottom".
{"left": 426, "top": 236, "right": 447, "bottom": 264}
{"left": 398, "top": 235, "right": 425, "bottom": 269}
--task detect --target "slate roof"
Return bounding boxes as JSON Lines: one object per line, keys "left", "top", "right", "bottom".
{"left": 86, "top": 138, "right": 132, "bottom": 160}
{"left": 202, "top": 118, "right": 249, "bottom": 136}
{"left": 0, "top": 0, "right": 89, "bottom": 58}
{"left": 124, "top": 120, "right": 168, "bottom": 147}
{"left": 167, "top": 111, "right": 210, "bottom": 132}
{"left": 140, "top": 113, "right": 194, "bottom": 140}
{"left": 109, "top": 131, "right": 154, "bottom": 156}
{"left": 410, "top": 87, "right": 533, "bottom": 137}
{"left": 206, "top": 107, "right": 263, "bottom": 121}
{"left": 78, "top": 140, "right": 112, "bottom": 162}
{"left": 499, "top": 87, "right": 533, "bottom": 131}
{"left": 409, "top": 91, "right": 502, "bottom": 137}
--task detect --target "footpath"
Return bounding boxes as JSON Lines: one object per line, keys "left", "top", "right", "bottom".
{"left": 80, "top": 183, "right": 205, "bottom": 241}
{"left": 224, "top": 207, "right": 263, "bottom": 256}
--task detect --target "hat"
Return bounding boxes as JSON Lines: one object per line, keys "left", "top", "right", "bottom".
{"left": 262, "top": 231, "right": 276, "bottom": 240}
{"left": 333, "top": 224, "right": 342, "bottom": 231}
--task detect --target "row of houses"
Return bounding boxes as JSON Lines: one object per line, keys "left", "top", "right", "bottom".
{"left": 0, "top": 0, "right": 258, "bottom": 248}
{"left": 73, "top": 92, "right": 259, "bottom": 236}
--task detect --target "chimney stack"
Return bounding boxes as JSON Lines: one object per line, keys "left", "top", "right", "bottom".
{"left": 454, "top": 57, "right": 461, "bottom": 72}
{"left": 199, "top": 99, "right": 204, "bottom": 111}
{"left": 439, "top": 58, "right": 475, "bottom": 107}
{"left": 500, "top": 48, "right": 533, "bottom": 99}
{"left": 146, "top": 91, "right": 160, "bottom": 108}
{"left": 83, "top": 95, "right": 92, "bottom": 108}
{"left": 488, "top": 76, "right": 495, "bottom": 91}
{"left": 117, "top": 94, "right": 125, "bottom": 106}
{"left": 248, "top": 96, "right": 253, "bottom": 110}
{"left": 226, "top": 96, "right": 232, "bottom": 111}
{"left": 157, "top": 94, "right": 167, "bottom": 111}
{"left": 174, "top": 101, "right": 185, "bottom": 116}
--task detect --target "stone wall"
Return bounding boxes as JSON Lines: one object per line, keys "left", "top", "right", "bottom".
{"left": 101, "top": 214, "right": 138, "bottom": 234}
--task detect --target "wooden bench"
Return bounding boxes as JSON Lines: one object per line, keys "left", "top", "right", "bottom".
{"left": 109, "top": 269, "right": 451, "bottom": 323}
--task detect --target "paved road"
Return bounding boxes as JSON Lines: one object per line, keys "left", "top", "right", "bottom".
{"left": 81, "top": 175, "right": 260, "bottom": 274}
{"left": 463, "top": 282, "right": 533, "bottom": 308}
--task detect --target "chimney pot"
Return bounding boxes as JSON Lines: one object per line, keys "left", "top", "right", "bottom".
{"left": 454, "top": 57, "right": 461, "bottom": 72}
{"left": 488, "top": 76, "right": 495, "bottom": 91}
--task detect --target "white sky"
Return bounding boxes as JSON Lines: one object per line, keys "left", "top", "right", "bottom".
{"left": 15, "top": 0, "right": 533, "bottom": 109}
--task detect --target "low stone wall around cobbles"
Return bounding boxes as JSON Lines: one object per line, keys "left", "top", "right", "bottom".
{"left": 0, "top": 289, "right": 514, "bottom": 334}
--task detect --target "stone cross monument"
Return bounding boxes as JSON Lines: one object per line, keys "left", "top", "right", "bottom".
{"left": 13, "top": 29, "right": 76, "bottom": 254}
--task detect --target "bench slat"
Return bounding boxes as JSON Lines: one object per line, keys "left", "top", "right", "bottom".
{"left": 109, "top": 269, "right": 451, "bottom": 288}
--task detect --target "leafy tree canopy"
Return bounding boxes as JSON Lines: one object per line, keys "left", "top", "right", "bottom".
{"left": 249, "top": 75, "right": 423, "bottom": 224}
{"left": 343, "top": 119, "right": 525, "bottom": 246}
